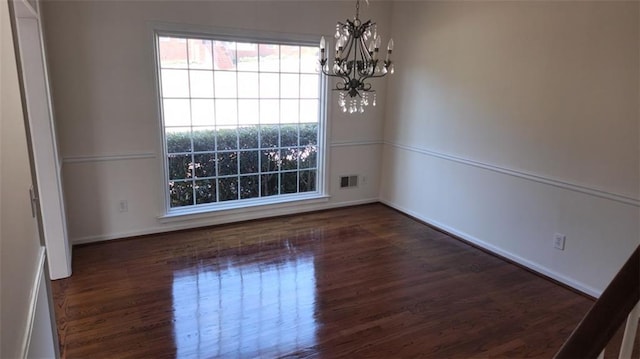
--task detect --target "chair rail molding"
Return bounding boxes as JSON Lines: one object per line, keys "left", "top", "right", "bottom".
{"left": 330, "top": 140, "right": 383, "bottom": 148}
{"left": 384, "top": 141, "right": 640, "bottom": 207}
{"left": 62, "top": 152, "right": 157, "bottom": 164}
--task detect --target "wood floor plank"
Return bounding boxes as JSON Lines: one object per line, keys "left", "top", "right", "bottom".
{"left": 51, "top": 204, "right": 593, "bottom": 358}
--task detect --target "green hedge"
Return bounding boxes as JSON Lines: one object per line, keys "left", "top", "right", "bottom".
{"left": 167, "top": 124, "right": 318, "bottom": 207}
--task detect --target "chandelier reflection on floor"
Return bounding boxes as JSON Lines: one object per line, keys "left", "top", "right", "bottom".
{"left": 319, "top": 0, "right": 394, "bottom": 114}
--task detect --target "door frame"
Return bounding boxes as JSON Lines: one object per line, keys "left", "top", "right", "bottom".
{"left": 9, "top": 0, "right": 71, "bottom": 280}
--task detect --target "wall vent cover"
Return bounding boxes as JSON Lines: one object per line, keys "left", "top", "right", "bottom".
{"left": 340, "top": 175, "right": 358, "bottom": 188}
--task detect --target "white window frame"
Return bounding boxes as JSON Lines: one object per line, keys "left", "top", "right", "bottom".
{"left": 152, "top": 24, "right": 328, "bottom": 217}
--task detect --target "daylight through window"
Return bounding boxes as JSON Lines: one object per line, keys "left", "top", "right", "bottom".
{"left": 157, "top": 35, "right": 323, "bottom": 210}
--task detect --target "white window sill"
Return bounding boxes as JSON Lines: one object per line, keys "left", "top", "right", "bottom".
{"left": 158, "top": 193, "right": 330, "bottom": 223}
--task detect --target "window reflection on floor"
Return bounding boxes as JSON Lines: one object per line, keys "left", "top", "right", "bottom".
{"left": 171, "top": 256, "right": 317, "bottom": 358}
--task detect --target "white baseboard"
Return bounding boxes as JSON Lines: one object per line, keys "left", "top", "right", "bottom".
{"left": 72, "top": 198, "right": 379, "bottom": 245}
{"left": 380, "top": 199, "right": 602, "bottom": 298}
{"left": 20, "top": 246, "right": 46, "bottom": 358}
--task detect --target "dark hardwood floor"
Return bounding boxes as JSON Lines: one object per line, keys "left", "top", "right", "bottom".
{"left": 52, "top": 204, "right": 593, "bottom": 358}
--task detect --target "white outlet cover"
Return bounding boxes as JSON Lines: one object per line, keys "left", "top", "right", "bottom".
{"left": 553, "top": 233, "right": 566, "bottom": 250}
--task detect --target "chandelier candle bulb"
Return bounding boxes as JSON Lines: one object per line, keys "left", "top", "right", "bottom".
{"left": 319, "top": 37, "right": 326, "bottom": 61}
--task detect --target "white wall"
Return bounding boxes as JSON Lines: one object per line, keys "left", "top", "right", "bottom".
{"left": 41, "top": 1, "right": 390, "bottom": 243}
{"left": 0, "top": 0, "right": 55, "bottom": 357}
{"left": 381, "top": 1, "right": 640, "bottom": 296}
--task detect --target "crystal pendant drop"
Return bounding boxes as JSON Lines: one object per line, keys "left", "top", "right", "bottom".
{"left": 348, "top": 99, "right": 357, "bottom": 114}
{"left": 338, "top": 92, "right": 346, "bottom": 107}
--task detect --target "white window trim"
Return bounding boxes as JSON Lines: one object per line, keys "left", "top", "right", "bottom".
{"left": 158, "top": 194, "right": 331, "bottom": 223}
{"left": 151, "top": 23, "right": 329, "bottom": 218}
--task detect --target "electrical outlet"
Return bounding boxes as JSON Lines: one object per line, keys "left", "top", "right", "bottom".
{"left": 553, "top": 233, "right": 566, "bottom": 250}
{"left": 118, "top": 200, "right": 128, "bottom": 213}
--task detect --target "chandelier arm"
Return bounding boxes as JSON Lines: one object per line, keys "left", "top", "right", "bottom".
{"left": 342, "top": 33, "right": 356, "bottom": 74}
{"left": 360, "top": 82, "right": 372, "bottom": 92}
{"left": 321, "top": 64, "right": 353, "bottom": 88}
{"left": 322, "top": 69, "right": 351, "bottom": 84}
{"left": 339, "top": 73, "right": 352, "bottom": 84}
{"left": 356, "top": 37, "right": 371, "bottom": 78}
{"left": 335, "top": 82, "right": 347, "bottom": 91}
{"left": 360, "top": 61, "right": 391, "bottom": 80}
{"left": 363, "top": 68, "right": 390, "bottom": 79}
{"left": 326, "top": 74, "right": 347, "bottom": 92}
{"left": 329, "top": 70, "right": 353, "bottom": 87}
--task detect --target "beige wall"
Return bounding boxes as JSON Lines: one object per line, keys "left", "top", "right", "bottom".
{"left": 381, "top": 1, "right": 639, "bottom": 295}
{"left": 41, "top": 1, "right": 390, "bottom": 242}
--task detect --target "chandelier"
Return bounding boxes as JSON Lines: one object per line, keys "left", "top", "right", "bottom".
{"left": 319, "top": 0, "right": 394, "bottom": 114}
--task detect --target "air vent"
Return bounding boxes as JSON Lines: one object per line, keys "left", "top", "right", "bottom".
{"left": 340, "top": 175, "right": 358, "bottom": 188}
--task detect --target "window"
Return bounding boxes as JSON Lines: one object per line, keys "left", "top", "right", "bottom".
{"left": 156, "top": 33, "right": 324, "bottom": 212}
